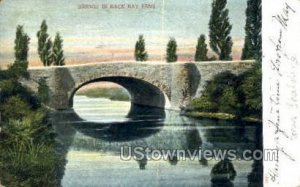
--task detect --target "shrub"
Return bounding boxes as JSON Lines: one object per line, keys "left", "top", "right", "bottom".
{"left": 190, "top": 64, "right": 262, "bottom": 120}
{"left": 1, "top": 96, "right": 31, "bottom": 121}
{"left": 191, "top": 96, "right": 217, "bottom": 112}
{"left": 239, "top": 63, "right": 262, "bottom": 118}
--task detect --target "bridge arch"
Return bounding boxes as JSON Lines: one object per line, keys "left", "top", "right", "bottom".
{"left": 69, "top": 76, "right": 171, "bottom": 109}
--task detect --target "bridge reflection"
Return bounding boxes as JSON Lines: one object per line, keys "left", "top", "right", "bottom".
{"left": 51, "top": 104, "right": 165, "bottom": 142}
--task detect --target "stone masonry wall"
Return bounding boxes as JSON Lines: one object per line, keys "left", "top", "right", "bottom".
{"left": 25, "top": 61, "right": 254, "bottom": 110}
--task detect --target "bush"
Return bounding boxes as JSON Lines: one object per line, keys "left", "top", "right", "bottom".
{"left": 190, "top": 64, "right": 262, "bottom": 120}
{"left": 191, "top": 96, "right": 217, "bottom": 112}
{"left": 1, "top": 96, "right": 31, "bottom": 121}
{"left": 0, "top": 79, "right": 39, "bottom": 110}
{"left": 200, "top": 71, "right": 240, "bottom": 114}
{"left": 7, "top": 62, "right": 29, "bottom": 80}
{"left": 219, "top": 87, "right": 239, "bottom": 114}
{"left": 239, "top": 63, "right": 262, "bottom": 118}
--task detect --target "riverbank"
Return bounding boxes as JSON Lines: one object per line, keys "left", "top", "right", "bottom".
{"left": 184, "top": 111, "right": 262, "bottom": 123}
{"left": 77, "top": 88, "right": 130, "bottom": 101}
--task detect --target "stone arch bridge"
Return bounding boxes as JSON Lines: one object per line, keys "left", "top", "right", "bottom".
{"left": 25, "top": 61, "right": 254, "bottom": 111}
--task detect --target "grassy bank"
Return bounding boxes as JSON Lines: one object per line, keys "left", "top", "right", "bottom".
{"left": 77, "top": 88, "right": 130, "bottom": 101}
{"left": 0, "top": 63, "right": 67, "bottom": 186}
{"left": 184, "top": 111, "right": 262, "bottom": 123}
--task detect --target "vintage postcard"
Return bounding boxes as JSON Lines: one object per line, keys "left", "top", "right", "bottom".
{"left": 0, "top": 0, "right": 299, "bottom": 187}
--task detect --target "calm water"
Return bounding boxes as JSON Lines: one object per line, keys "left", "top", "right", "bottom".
{"left": 50, "top": 95, "right": 262, "bottom": 187}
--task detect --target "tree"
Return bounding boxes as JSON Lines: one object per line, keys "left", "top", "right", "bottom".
{"left": 14, "top": 25, "right": 30, "bottom": 65}
{"left": 209, "top": 0, "right": 233, "bottom": 60}
{"left": 195, "top": 34, "right": 208, "bottom": 61}
{"left": 37, "top": 20, "right": 52, "bottom": 66}
{"left": 52, "top": 33, "right": 65, "bottom": 66}
{"left": 166, "top": 38, "right": 178, "bottom": 63}
{"left": 241, "top": 0, "right": 262, "bottom": 61}
{"left": 10, "top": 25, "right": 30, "bottom": 79}
{"left": 134, "top": 35, "right": 148, "bottom": 61}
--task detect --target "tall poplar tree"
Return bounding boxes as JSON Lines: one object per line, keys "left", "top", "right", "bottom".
{"left": 52, "top": 33, "right": 65, "bottom": 66}
{"left": 11, "top": 25, "right": 30, "bottom": 78}
{"left": 195, "top": 34, "right": 208, "bottom": 61}
{"left": 14, "top": 25, "right": 30, "bottom": 65}
{"left": 209, "top": 0, "right": 233, "bottom": 60}
{"left": 134, "top": 35, "right": 148, "bottom": 61}
{"left": 241, "top": 0, "right": 262, "bottom": 61}
{"left": 166, "top": 38, "right": 178, "bottom": 63}
{"left": 37, "top": 20, "right": 52, "bottom": 66}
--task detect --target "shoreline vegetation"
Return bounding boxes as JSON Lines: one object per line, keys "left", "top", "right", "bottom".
{"left": 77, "top": 87, "right": 130, "bottom": 101}
{"left": 183, "top": 111, "right": 262, "bottom": 123}
{"left": 0, "top": 64, "right": 67, "bottom": 186}
{"left": 0, "top": 25, "right": 66, "bottom": 186}
{"left": 183, "top": 63, "right": 262, "bottom": 124}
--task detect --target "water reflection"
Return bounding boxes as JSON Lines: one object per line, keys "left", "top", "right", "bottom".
{"left": 52, "top": 104, "right": 165, "bottom": 142}
{"left": 211, "top": 159, "right": 236, "bottom": 187}
{"left": 49, "top": 96, "right": 263, "bottom": 187}
{"left": 248, "top": 125, "right": 263, "bottom": 187}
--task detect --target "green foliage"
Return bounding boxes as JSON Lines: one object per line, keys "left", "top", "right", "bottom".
{"left": 241, "top": 0, "right": 262, "bottom": 60}
{"left": 195, "top": 34, "right": 208, "bottom": 61}
{"left": 37, "top": 77, "right": 50, "bottom": 104}
{"left": 134, "top": 35, "right": 148, "bottom": 61}
{"left": 204, "top": 71, "right": 240, "bottom": 114}
{"left": 0, "top": 118, "right": 65, "bottom": 187}
{"left": 166, "top": 38, "right": 178, "bottom": 63}
{"left": 37, "top": 20, "right": 52, "bottom": 66}
{"left": 191, "top": 64, "right": 262, "bottom": 119}
{"left": 52, "top": 33, "right": 65, "bottom": 66}
{"left": 0, "top": 78, "right": 39, "bottom": 110}
{"left": 239, "top": 63, "right": 262, "bottom": 117}
{"left": 0, "top": 82, "right": 64, "bottom": 186}
{"left": 1, "top": 96, "right": 31, "bottom": 121}
{"left": 7, "top": 62, "right": 29, "bottom": 80}
{"left": 218, "top": 87, "right": 239, "bottom": 114}
{"left": 0, "top": 67, "right": 9, "bottom": 80}
{"left": 191, "top": 97, "right": 217, "bottom": 112}
{"left": 14, "top": 25, "right": 30, "bottom": 65}
{"left": 0, "top": 23, "right": 66, "bottom": 186}
{"left": 13, "top": 25, "right": 30, "bottom": 79}
{"left": 209, "top": 0, "right": 233, "bottom": 60}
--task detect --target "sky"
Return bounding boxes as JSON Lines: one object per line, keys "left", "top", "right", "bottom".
{"left": 0, "top": 0, "right": 247, "bottom": 67}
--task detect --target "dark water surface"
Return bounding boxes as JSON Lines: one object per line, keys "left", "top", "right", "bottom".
{"left": 50, "top": 96, "right": 262, "bottom": 187}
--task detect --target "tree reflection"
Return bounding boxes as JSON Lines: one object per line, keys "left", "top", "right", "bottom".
{"left": 184, "top": 122, "right": 208, "bottom": 166}
{"left": 137, "top": 157, "right": 148, "bottom": 170}
{"left": 247, "top": 125, "right": 263, "bottom": 187}
{"left": 168, "top": 155, "right": 179, "bottom": 166}
{"left": 210, "top": 159, "right": 236, "bottom": 187}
